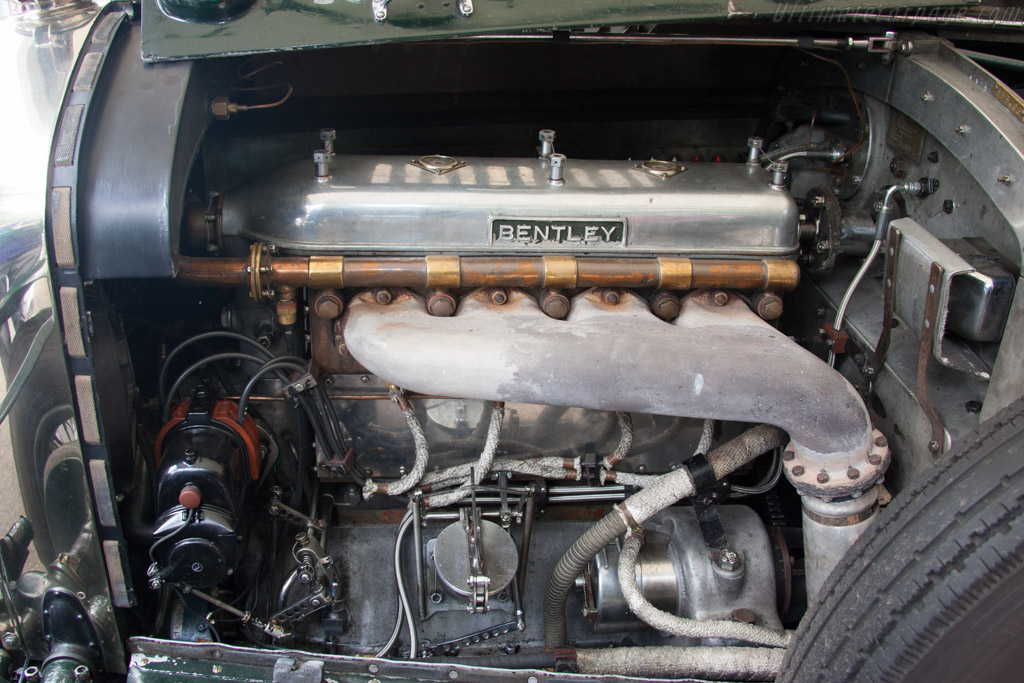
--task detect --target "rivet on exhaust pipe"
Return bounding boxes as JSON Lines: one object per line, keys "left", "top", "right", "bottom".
{"left": 650, "top": 291, "right": 681, "bottom": 321}
{"left": 427, "top": 290, "right": 457, "bottom": 317}
{"left": 539, "top": 289, "right": 570, "bottom": 319}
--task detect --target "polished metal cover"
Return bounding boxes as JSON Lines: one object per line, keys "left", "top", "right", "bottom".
{"left": 221, "top": 154, "right": 799, "bottom": 257}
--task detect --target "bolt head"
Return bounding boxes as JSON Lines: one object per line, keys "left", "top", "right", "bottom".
{"left": 601, "top": 290, "right": 620, "bottom": 305}
{"left": 314, "top": 293, "right": 343, "bottom": 319}
{"left": 868, "top": 453, "right": 882, "bottom": 466}
{"left": 847, "top": 466, "right": 861, "bottom": 480}
{"left": 541, "top": 292, "right": 570, "bottom": 319}
{"left": 539, "top": 129, "right": 556, "bottom": 142}
{"left": 782, "top": 450, "right": 795, "bottom": 462}
{"left": 791, "top": 465, "right": 805, "bottom": 477}
{"left": 427, "top": 292, "right": 457, "bottom": 317}
{"left": 817, "top": 471, "right": 830, "bottom": 484}
{"left": 2, "top": 632, "right": 18, "bottom": 650}
{"left": 490, "top": 289, "right": 508, "bottom": 305}
{"left": 713, "top": 291, "right": 729, "bottom": 306}
{"left": 374, "top": 289, "right": 393, "bottom": 305}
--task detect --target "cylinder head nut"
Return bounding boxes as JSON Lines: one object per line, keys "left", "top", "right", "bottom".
{"left": 769, "top": 161, "right": 789, "bottom": 190}
{"left": 712, "top": 290, "right": 730, "bottom": 306}
{"left": 601, "top": 289, "right": 621, "bottom": 306}
{"left": 746, "top": 137, "right": 764, "bottom": 165}
{"left": 539, "top": 289, "right": 570, "bottom": 319}
{"left": 313, "top": 149, "right": 331, "bottom": 180}
{"left": 320, "top": 128, "right": 336, "bottom": 154}
{"left": 538, "top": 129, "right": 556, "bottom": 158}
{"left": 313, "top": 290, "right": 344, "bottom": 320}
{"left": 374, "top": 288, "right": 393, "bottom": 306}
{"left": 548, "top": 153, "right": 566, "bottom": 185}
{"left": 427, "top": 290, "right": 457, "bottom": 317}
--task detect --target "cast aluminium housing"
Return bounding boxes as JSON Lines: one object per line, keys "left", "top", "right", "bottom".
{"left": 219, "top": 155, "right": 800, "bottom": 256}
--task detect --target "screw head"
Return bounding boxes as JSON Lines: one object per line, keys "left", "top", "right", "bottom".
{"left": 920, "top": 91, "right": 935, "bottom": 103}
{"left": 943, "top": 199, "right": 956, "bottom": 214}
{"left": 191, "top": 562, "right": 204, "bottom": 573}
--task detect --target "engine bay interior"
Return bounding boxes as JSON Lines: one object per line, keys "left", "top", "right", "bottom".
{"left": 7, "top": 11, "right": 1022, "bottom": 679}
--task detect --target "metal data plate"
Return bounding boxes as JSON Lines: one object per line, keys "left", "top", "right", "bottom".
{"left": 888, "top": 218, "right": 988, "bottom": 380}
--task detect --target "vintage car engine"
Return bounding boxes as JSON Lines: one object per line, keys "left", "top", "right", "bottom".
{"left": 4, "top": 9, "right": 1021, "bottom": 679}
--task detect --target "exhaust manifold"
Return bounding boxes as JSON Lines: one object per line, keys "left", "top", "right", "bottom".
{"left": 342, "top": 287, "right": 888, "bottom": 498}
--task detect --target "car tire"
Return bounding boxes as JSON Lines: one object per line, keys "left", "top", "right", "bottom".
{"left": 780, "top": 399, "right": 1024, "bottom": 682}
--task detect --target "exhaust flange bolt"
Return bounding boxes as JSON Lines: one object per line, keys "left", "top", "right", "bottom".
{"left": 539, "top": 290, "right": 570, "bottom": 319}
{"left": 490, "top": 288, "right": 508, "bottom": 305}
{"left": 313, "top": 290, "right": 344, "bottom": 320}
{"left": 651, "top": 291, "right": 682, "bottom": 321}
{"left": 427, "top": 290, "right": 457, "bottom": 317}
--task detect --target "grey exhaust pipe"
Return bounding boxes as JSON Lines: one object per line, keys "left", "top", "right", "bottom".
{"left": 342, "top": 287, "right": 886, "bottom": 497}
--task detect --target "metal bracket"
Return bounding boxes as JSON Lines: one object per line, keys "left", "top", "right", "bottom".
{"left": 868, "top": 226, "right": 903, "bottom": 380}
{"left": 462, "top": 489, "right": 489, "bottom": 613}
{"left": 271, "top": 586, "right": 333, "bottom": 628}
{"left": 272, "top": 658, "right": 324, "bottom": 683}
{"left": 889, "top": 218, "right": 987, "bottom": 380}
{"left": 867, "top": 31, "right": 899, "bottom": 59}
{"left": 692, "top": 498, "right": 741, "bottom": 572}
{"left": 425, "top": 619, "right": 519, "bottom": 657}
{"left": 918, "top": 262, "right": 948, "bottom": 457}
{"left": 269, "top": 487, "right": 326, "bottom": 533}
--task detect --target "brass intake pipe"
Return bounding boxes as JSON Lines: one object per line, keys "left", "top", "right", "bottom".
{"left": 175, "top": 245, "right": 800, "bottom": 301}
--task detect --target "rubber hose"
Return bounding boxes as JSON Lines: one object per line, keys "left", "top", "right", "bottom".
{"left": 543, "top": 512, "right": 627, "bottom": 649}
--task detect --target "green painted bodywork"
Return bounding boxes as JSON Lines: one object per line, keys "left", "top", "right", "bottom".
{"left": 141, "top": 0, "right": 975, "bottom": 62}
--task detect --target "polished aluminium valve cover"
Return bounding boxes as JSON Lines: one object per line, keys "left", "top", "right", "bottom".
{"left": 219, "top": 154, "right": 800, "bottom": 256}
